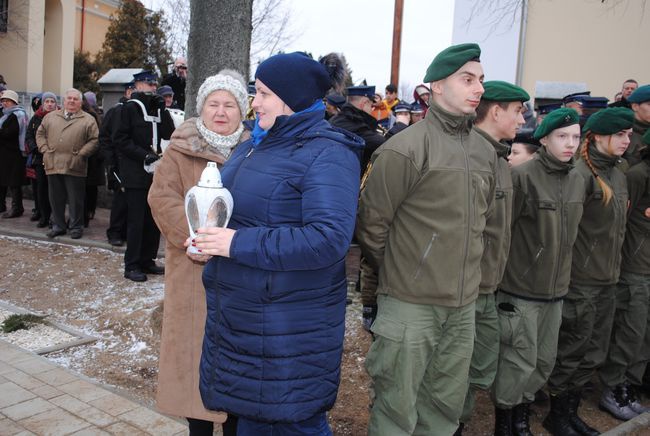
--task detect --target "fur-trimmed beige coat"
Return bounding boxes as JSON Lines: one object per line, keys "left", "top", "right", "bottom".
{"left": 148, "top": 118, "right": 249, "bottom": 422}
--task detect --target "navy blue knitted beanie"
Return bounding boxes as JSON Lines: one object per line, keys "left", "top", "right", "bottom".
{"left": 255, "top": 52, "right": 332, "bottom": 112}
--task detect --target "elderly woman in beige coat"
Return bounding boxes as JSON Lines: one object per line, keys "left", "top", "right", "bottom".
{"left": 148, "top": 70, "right": 249, "bottom": 436}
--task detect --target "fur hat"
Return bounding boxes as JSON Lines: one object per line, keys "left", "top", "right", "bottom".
{"left": 196, "top": 69, "right": 248, "bottom": 118}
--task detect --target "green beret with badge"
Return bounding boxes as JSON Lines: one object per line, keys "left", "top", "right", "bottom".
{"left": 583, "top": 107, "right": 634, "bottom": 135}
{"left": 423, "top": 43, "right": 481, "bottom": 83}
{"left": 482, "top": 81, "right": 530, "bottom": 102}
{"left": 533, "top": 108, "right": 580, "bottom": 140}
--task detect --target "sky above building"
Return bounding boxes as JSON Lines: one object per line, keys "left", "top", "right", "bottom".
{"left": 280, "top": 0, "right": 455, "bottom": 98}
{"left": 148, "top": 0, "right": 457, "bottom": 99}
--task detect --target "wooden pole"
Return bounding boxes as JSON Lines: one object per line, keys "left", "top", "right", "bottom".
{"left": 390, "top": 0, "right": 404, "bottom": 87}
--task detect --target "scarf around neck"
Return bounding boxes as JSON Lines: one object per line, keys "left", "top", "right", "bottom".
{"left": 0, "top": 105, "right": 30, "bottom": 155}
{"left": 195, "top": 117, "right": 244, "bottom": 159}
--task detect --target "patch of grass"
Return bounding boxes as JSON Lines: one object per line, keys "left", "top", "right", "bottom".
{"left": 1, "top": 314, "right": 47, "bottom": 333}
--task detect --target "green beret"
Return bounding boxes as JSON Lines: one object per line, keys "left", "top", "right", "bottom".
{"left": 482, "top": 81, "right": 530, "bottom": 102}
{"left": 423, "top": 43, "right": 481, "bottom": 83}
{"left": 533, "top": 108, "right": 580, "bottom": 140}
{"left": 583, "top": 107, "right": 634, "bottom": 135}
{"left": 628, "top": 84, "right": 650, "bottom": 104}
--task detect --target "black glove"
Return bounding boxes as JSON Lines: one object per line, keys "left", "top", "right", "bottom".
{"left": 150, "top": 94, "right": 166, "bottom": 111}
{"left": 362, "top": 305, "right": 378, "bottom": 332}
{"left": 144, "top": 153, "right": 160, "bottom": 166}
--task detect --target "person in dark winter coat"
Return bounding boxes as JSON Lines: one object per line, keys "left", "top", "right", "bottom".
{"left": 25, "top": 92, "right": 58, "bottom": 227}
{"left": 100, "top": 84, "right": 133, "bottom": 246}
{"left": 0, "top": 90, "right": 29, "bottom": 218}
{"left": 330, "top": 85, "right": 384, "bottom": 173}
{"left": 26, "top": 94, "right": 43, "bottom": 222}
{"left": 383, "top": 101, "right": 411, "bottom": 140}
{"left": 161, "top": 57, "right": 187, "bottom": 110}
{"left": 112, "top": 71, "right": 174, "bottom": 282}
{"left": 193, "top": 52, "right": 363, "bottom": 436}
{"left": 82, "top": 97, "right": 105, "bottom": 227}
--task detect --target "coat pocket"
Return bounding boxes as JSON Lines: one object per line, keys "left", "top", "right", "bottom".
{"left": 68, "top": 154, "right": 86, "bottom": 173}
{"left": 497, "top": 301, "right": 528, "bottom": 349}
{"left": 366, "top": 316, "right": 406, "bottom": 380}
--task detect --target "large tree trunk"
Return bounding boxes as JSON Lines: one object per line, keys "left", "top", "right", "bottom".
{"left": 185, "top": 0, "right": 253, "bottom": 117}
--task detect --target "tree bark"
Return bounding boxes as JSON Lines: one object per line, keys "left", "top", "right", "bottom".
{"left": 186, "top": 0, "right": 253, "bottom": 116}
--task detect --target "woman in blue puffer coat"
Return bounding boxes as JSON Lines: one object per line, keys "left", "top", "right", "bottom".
{"left": 191, "top": 52, "right": 364, "bottom": 435}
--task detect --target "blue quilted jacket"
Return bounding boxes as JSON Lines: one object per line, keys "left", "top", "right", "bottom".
{"left": 199, "top": 109, "right": 363, "bottom": 423}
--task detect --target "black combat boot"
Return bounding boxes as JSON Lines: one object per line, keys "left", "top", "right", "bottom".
{"left": 511, "top": 402, "right": 533, "bottom": 436}
{"left": 542, "top": 392, "right": 581, "bottom": 436}
{"left": 494, "top": 407, "right": 512, "bottom": 436}
{"left": 567, "top": 390, "right": 600, "bottom": 435}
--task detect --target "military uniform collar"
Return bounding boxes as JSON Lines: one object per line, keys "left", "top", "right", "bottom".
{"left": 538, "top": 145, "right": 574, "bottom": 174}
{"left": 427, "top": 100, "right": 474, "bottom": 136}
{"left": 587, "top": 143, "right": 620, "bottom": 171}
{"left": 474, "top": 126, "right": 510, "bottom": 158}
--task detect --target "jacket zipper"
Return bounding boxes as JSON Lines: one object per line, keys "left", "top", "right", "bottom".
{"left": 413, "top": 233, "right": 438, "bottom": 280}
{"left": 582, "top": 239, "right": 599, "bottom": 268}
{"left": 520, "top": 246, "right": 544, "bottom": 279}
{"left": 612, "top": 196, "right": 624, "bottom": 273}
{"left": 551, "top": 175, "right": 564, "bottom": 297}
{"left": 459, "top": 133, "right": 471, "bottom": 305}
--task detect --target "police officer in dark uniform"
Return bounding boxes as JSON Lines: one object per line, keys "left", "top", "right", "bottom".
{"left": 329, "top": 85, "right": 385, "bottom": 173}
{"left": 112, "top": 71, "right": 174, "bottom": 282}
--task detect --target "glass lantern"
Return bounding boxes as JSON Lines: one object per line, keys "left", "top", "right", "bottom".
{"left": 184, "top": 162, "right": 233, "bottom": 254}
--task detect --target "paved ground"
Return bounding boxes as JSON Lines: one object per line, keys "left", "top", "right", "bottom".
{"left": 0, "top": 340, "right": 187, "bottom": 435}
{"left": 0, "top": 200, "right": 185, "bottom": 435}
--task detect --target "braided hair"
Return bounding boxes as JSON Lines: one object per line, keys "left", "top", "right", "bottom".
{"left": 579, "top": 132, "right": 613, "bottom": 206}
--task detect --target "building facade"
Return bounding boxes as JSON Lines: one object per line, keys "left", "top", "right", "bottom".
{"left": 0, "top": 0, "right": 117, "bottom": 96}
{"left": 453, "top": 0, "right": 650, "bottom": 101}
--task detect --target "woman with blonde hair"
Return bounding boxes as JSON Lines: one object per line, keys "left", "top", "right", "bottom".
{"left": 148, "top": 69, "right": 250, "bottom": 436}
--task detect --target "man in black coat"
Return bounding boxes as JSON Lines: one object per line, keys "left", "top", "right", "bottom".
{"left": 161, "top": 57, "right": 187, "bottom": 111}
{"left": 112, "top": 71, "right": 174, "bottom": 282}
{"left": 329, "top": 85, "right": 385, "bottom": 174}
{"left": 100, "top": 82, "right": 134, "bottom": 247}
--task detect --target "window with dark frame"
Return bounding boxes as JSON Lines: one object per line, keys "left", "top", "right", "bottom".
{"left": 0, "top": 0, "right": 7, "bottom": 33}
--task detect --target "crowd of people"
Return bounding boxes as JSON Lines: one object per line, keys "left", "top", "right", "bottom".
{"left": 1, "top": 43, "right": 649, "bottom": 436}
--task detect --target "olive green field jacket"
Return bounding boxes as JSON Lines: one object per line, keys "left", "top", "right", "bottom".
{"left": 356, "top": 101, "right": 497, "bottom": 308}
{"left": 474, "top": 128, "right": 513, "bottom": 294}
{"left": 500, "top": 147, "right": 585, "bottom": 300}
{"left": 621, "top": 157, "right": 650, "bottom": 275}
{"left": 570, "top": 145, "right": 628, "bottom": 286}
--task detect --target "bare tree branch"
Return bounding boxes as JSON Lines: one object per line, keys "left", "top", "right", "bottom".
{"left": 158, "top": 0, "right": 301, "bottom": 72}
{"left": 464, "top": 0, "right": 647, "bottom": 35}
